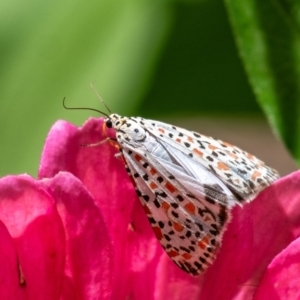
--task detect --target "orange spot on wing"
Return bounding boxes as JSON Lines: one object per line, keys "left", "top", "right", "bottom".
{"left": 198, "top": 235, "right": 210, "bottom": 250}
{"left": 246, "top": 153, "right": 254, "bottom": 160}
{"left": 227, "top": 152, "right": 238, "bottom": 159}
{"left": 158, "top": 128, "right": 165, "bottom": 134}
{"left": 217, "top": 162, "right": 229, "bottom": 171}
{"left": 150, "top": 168, "right": 157, "bottom": 175}
{"left": 150, "top": 182, "right": 158, "bottom": 189}
{"left": 168, "top": 250, "right": 180, "bottom": 257}
{"left": 198, "top": 242, "right": 206, "bottom": 250}
{"left": 173, "top": 221, "right": 184, "bottom": 232}
{"left": 188, "top": 136, "right": 194, "bottom": 142}
{"left": 161, "top": 201, "right": 170, "bottom": 213}
{"left": 165, "top": 182, "right": 176, "bottom": 193}
{"left": 251, "top": 171, "right": 261, "bottom": 180}
{"left": 134, "top": 154, "right": 142, "bottom": 162}
{"left": 185, "top": 202, "right": 196, "bottom": 214}
{"left": 182, "top": 253, "right": 192, "bottom": 260}
{"left": 176, "top": 138, "right": 181, "bottom": 143}
{"left": 152, "top": 226, "right": 163, "bottom": 240}
{"left": 193, "top": 148, "right": 203, "bottom": 157}
{"left": 222, "top": 142, "right": 234, "bottom": 147}
{"left": 208, "top": 144, "right": 217, "bottom": 150}
{"left": 143, "top": 205, "right": 151, "bottom": 215}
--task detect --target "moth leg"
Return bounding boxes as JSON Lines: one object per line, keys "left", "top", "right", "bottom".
{"left": 81, "top": 137, "right": 111, "bottom": 147}
{"left": 81, "top": 137, "right": 119, "bottom": 149}
{"left": 114, "top": 152, "right": 123, "bottom": 160}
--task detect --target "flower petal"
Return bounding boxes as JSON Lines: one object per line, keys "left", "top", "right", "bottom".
{"left": 38, "top": 120, "right": 79, "bottom": 178}
{"left": 39, "top": 118, "right": 174, "bottom": 298}
{"left": 40, "top": 171, "right": 113, "bottom": 300}
{"left": 253, "top": 237, "right": 300, "bottom": 299}
{"left": 155, "top": 254, "right": 203, "bottom": 300}
{"left": 40, "top": 118, "right": 300, "bottom": 299}
{"left": 0, "top": 221, "right": 26, "bottom": 299}
{"left": 198, "top": 171, "right": 300, "bottom": 300}
{"left": 0, "top": 175, "right": 65, "bottom": 300}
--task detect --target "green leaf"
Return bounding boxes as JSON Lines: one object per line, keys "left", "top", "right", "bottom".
{"left": 224, "top": 0, "right": 300, "bottom": 164}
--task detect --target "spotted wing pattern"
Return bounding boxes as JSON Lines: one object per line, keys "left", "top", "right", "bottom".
{"left": 108, "top": 113, "right": 279, "bottom": 276}
{"left": 138, "top": 117, "right": 278, "bottom": 202}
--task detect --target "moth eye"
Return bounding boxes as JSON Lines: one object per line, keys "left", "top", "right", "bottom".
{"left": 106, "top": 120, "right": 113, "bottom": 128}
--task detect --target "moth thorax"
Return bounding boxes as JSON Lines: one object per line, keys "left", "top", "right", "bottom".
{"left": 123, "top": 122, "right": 146, "bottom": 142}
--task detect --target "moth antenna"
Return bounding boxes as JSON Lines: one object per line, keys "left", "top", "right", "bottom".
{"left": 62, "top": 97, "right": 110, "bottom": 118}
{"left": 90, "top": 82, "right": 112, "bottom": 114}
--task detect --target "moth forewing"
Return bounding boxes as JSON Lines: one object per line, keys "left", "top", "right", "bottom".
{"left": 141, "top": 117, "right": 279, "bottom": 201}
{"left": 122, "top": 144, "right": 226, "bottom": 275}
{"left": 108, "top": 113, "right": 279, "bottom": 275}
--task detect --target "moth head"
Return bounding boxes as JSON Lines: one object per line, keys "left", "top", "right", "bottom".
{"left": 106, "top": 113, "right": 119, "bottom": 128}
{"left": 107, "top": 114, "right": 146, "bottom": 142}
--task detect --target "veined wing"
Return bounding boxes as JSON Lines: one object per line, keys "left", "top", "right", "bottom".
{"left": 135, "top": 117, "right": 279, "bottom": 202}
{"left": 120, "top": 143, "right": 230, "bottom": 276}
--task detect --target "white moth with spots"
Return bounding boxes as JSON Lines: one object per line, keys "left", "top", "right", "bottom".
{"left": 105, "top": 114, "right": 279, "bottom": 276}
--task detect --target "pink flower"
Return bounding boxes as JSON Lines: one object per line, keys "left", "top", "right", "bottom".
{"left": 1, "top": 116, "right": 300, "bottom": 299}
{"left": 38, "top": 117, "right": 300, "bottom": 299}
{"left": 0, "top": 173, "right": 113, "bottom": 299}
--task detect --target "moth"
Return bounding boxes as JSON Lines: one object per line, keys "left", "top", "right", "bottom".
{"left": 103, "top": 114, "right": 279, "bottom": 276}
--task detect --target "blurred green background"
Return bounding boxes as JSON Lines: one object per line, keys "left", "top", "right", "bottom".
{"left": 0, "top": 0, "right": 299, "bottom": 177}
